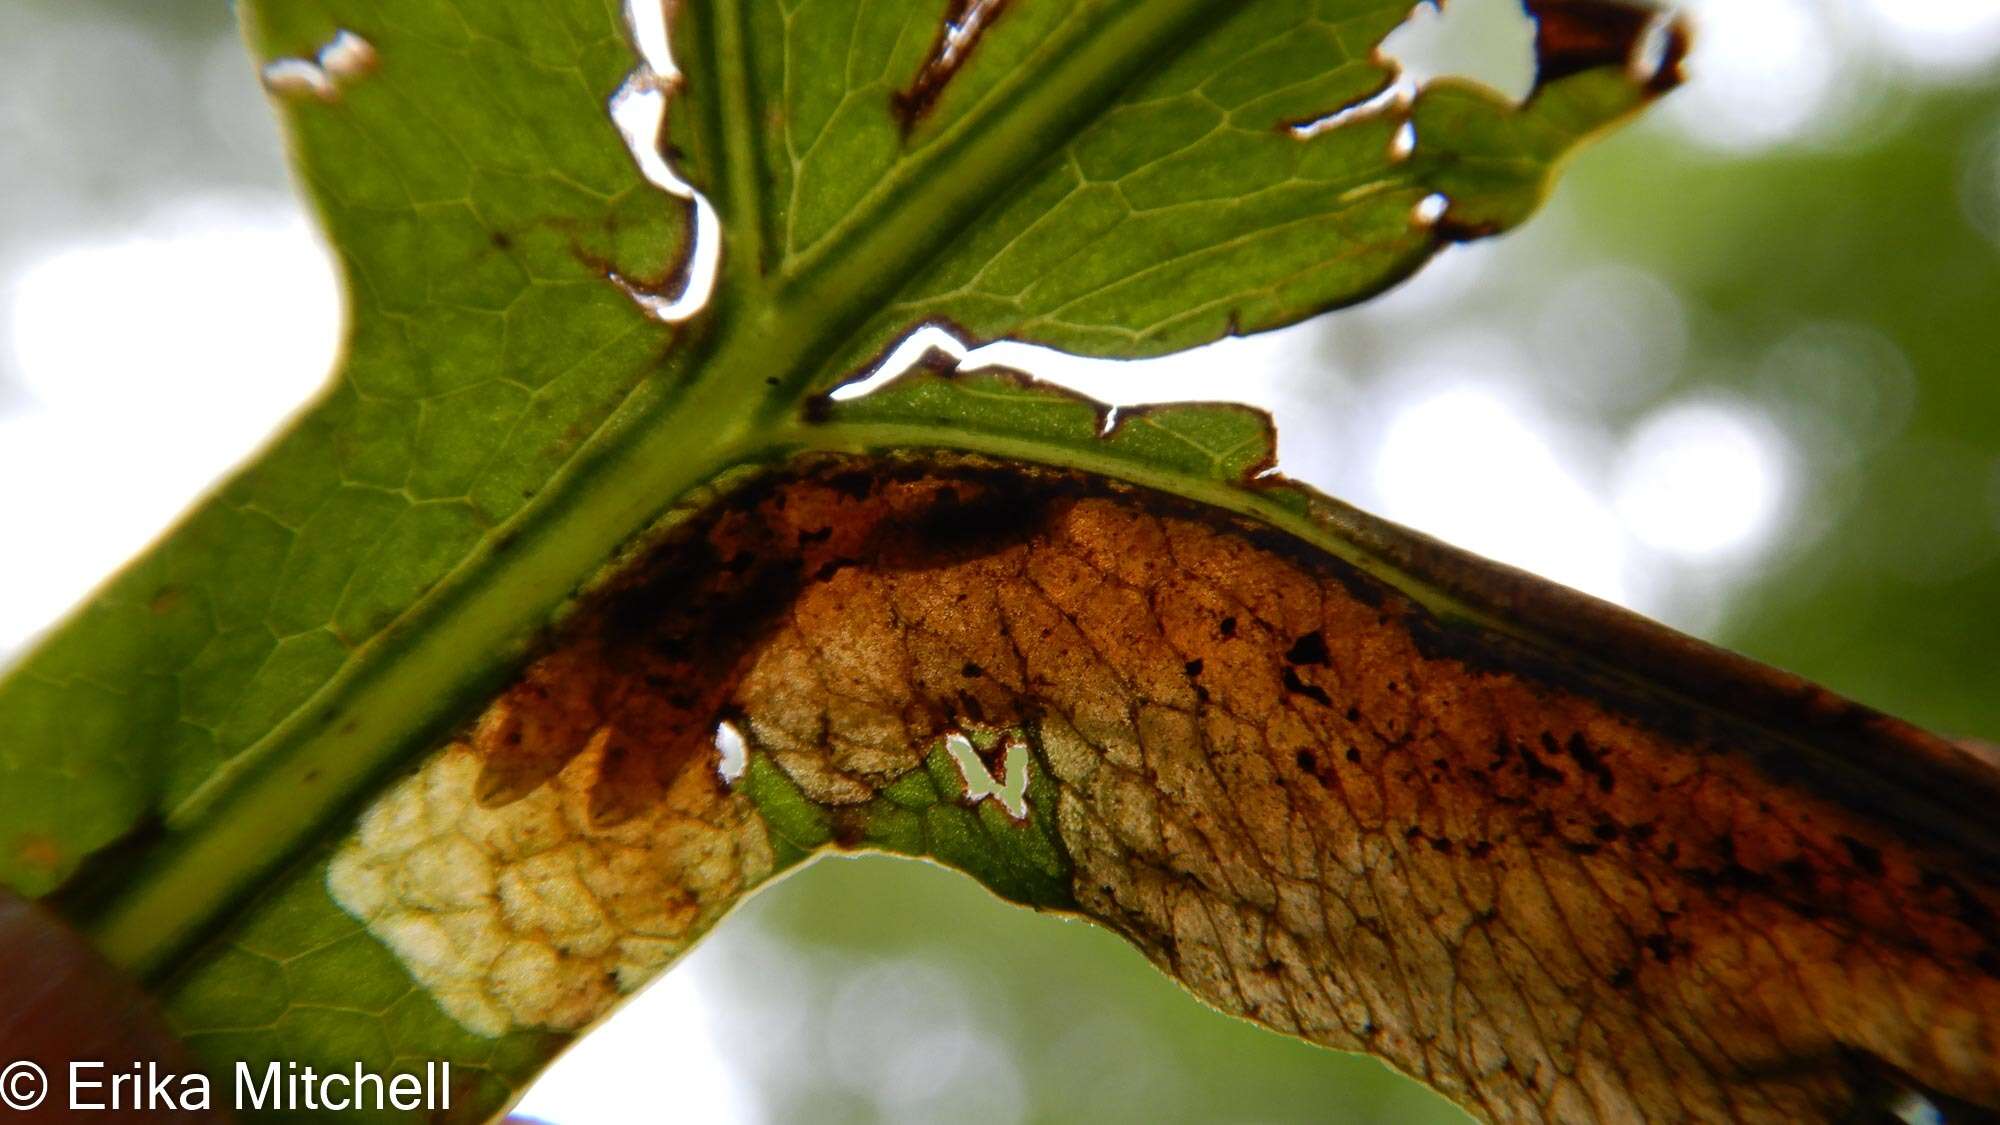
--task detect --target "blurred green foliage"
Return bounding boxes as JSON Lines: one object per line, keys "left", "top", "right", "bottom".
{"left": 1574, "top": 99, "right": 2000, "bottom": 740}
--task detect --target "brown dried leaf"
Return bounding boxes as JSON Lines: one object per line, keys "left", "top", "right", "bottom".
{"left": 453, "top": 455, "right": 2000, "bottom": 1123}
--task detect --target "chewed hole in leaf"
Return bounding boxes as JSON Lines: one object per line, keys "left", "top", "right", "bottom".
{"left": 1886, "top": 1089, "right": 1942, "bottom": 1125}
{"left": 623, "top": 0, "right": 673, "bottom": 73}
{"left": 1285, "top": 80, "right": 1409, "bottom": 142}
{"left": 944, "top": 732, "right": 1028, "bottom": 820}
{"left": 894, "top": 0, "right": 1011, "bottom": 131}
{"left": 609, "top": 69, "right": 682, "bottom": 196}
{"left": 713, "top": 719, "right": 748, "bottom": 783}
{"left": 319, "top": 30, "right": 375, "bottom": 80}
{"left": 260, "top": 58, "right": 332, "bottom": 101}
{"left": 604, "top": 2, "right": 720, "bottom": 322}
{"left": 260, "top": 30, "right": 375, "bottom": 102}
{"left": 829, "top": 328, "right": 973, "bottom": 403}
{"left": 824, "top": 322, "right": 1298, "bottom": 464}
{"left": 1291, "top": 0, "right": 1536, "bottom": 141}
{"left": 1382, "top": 0, "right": 1536, "bottom": 103}
{"left": 1391, "top": 120, "right": 1417, "bottom": 160}
{"left": 607, "top": 195, "right": 721, "bottom": 323}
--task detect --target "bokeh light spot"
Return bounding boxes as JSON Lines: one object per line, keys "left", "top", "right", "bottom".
{"left": 1615, "top": 399, "right": 1789, "bottom": 562}
{"left": 1371, "top": 384, "right": 1631, "bottom": 604}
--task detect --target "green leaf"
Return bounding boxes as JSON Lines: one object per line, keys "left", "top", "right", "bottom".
{"left": 0, "top": 0, "right": 686, "bottom": 901}
{"left": 823, "top": 357, "right": 1278, "bottom": 484}
{"left": 0, "top": 0, "right": 1717, "bottom": 1119}
{"left": 670, "top": 0, "right": 1663, "bottom": 389}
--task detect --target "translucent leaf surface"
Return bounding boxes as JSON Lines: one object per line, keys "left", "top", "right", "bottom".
{"left": 16, "top": 3, "right": 1984, "bottom": 1124}
{"left": 0, "top": 0, "right": 688, "bottom": 900}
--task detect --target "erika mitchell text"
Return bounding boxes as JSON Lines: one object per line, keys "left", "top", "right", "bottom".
{"left": 65, "top": 1059, "right": 452, "bottom": 1112}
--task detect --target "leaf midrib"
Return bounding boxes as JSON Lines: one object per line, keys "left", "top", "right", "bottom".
{"left": 71, "top": 0, "right": 1354, "bottom": 981}
{"left": 749, "top": 0, "right": 1244, "bottom": 398}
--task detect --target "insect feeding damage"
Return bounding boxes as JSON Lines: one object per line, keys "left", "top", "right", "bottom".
{"left": 946, "top": 731, "right": 1031, "bottom": 820}
{"left": 327, "top": 463, "right": 1068, "bottom": 1036}
{"left": 260, "top": 30, "right": 376, "bottom": 103}
{"left": 891, "top": 0, "right": 1011, "bottom": 133}
{"left": 332, "top": 455, "right": 1998, "bottom": 1122}
{"left": 470, "top": 461, "right": 1063, "bottom": 826}
{"left": 326, "top": 736, "right": 773, "bottom": 1037}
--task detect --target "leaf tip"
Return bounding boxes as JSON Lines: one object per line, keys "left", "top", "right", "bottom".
{"left": 1526, "top": 0, "right": 1689, "bottom": 98}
